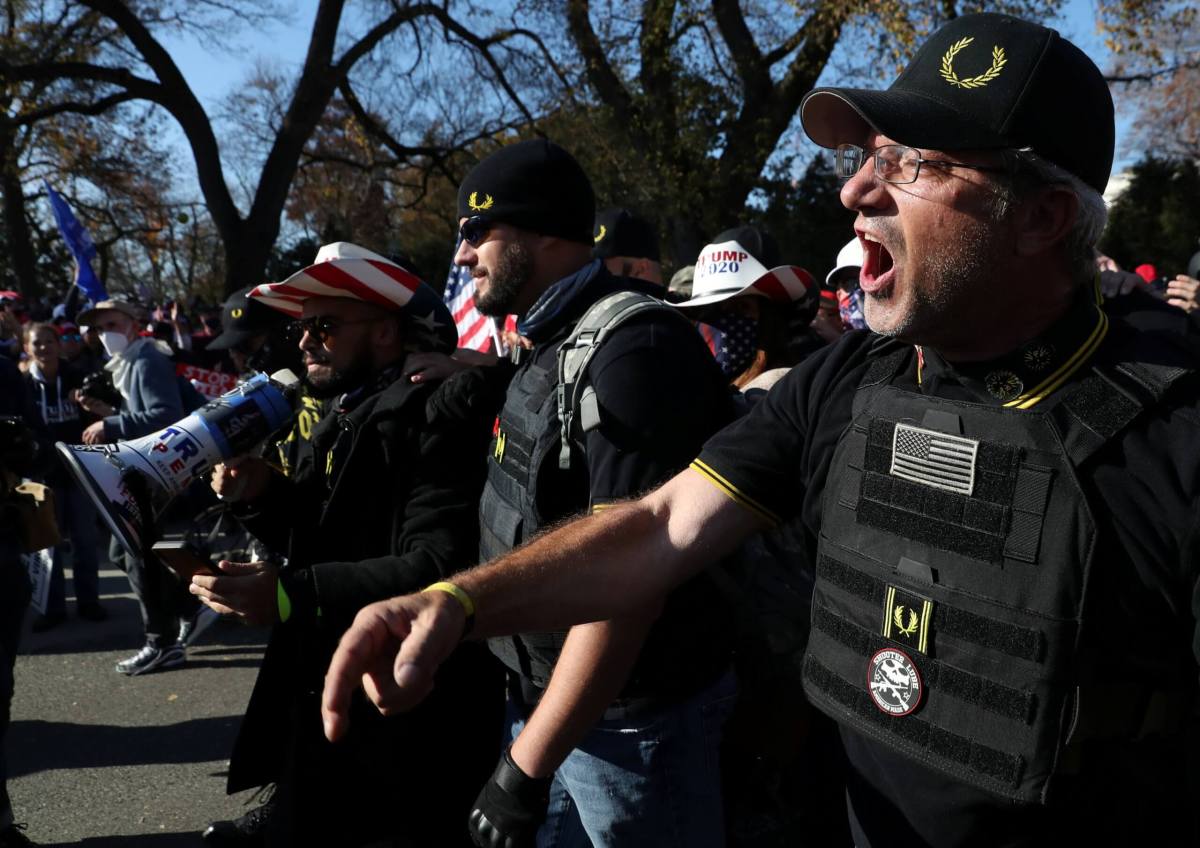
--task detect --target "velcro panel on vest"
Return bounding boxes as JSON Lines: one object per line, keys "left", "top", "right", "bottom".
{"left": 812, "top": 603, "right": 1037, "bottom": 724}
{"left": 805, "top": 654, "right": 1025, "bottom": 788}
{"left": 817, "top": 555, "right": 1045, "bottom": 662}
{"left": 1062, "top": 370, "right": 1143, "bottom": 440}
{"left": 1003, "top": 464, "right": 1053, "bottom": 563}
{"left": 857, "top": 419, "right": 1022, "bottom": 563}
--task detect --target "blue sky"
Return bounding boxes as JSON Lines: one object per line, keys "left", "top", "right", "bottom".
{"left": 155, "top": 0, "right": 1134, "bottom": 201}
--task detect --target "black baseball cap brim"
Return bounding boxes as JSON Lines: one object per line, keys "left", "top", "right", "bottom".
{"left": 205, "top": 326, "right": 259, "bottom": 351}
{"left": 802, "top": 87, "right": 1017, "bottom": 155}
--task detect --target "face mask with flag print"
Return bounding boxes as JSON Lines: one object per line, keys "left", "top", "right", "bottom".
{"left": 696, "top": 312, "right": 759, "bottom": 380}
{"left": 839, "top": 287, "right": 866, "bottom": 330}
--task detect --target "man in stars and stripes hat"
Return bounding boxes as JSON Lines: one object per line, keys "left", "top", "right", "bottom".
{"left": 250, "top": 241, "right": 457, "bottom": 354}
{"left": 195, "top": 241, "right": 502, "bottom": 846}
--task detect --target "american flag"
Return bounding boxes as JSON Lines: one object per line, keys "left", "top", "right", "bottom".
{"left": 889, "top": 423, "right": 979, "bottom": 495}
{"left": 444, "top": 242, "right": 502, "bottom": 353}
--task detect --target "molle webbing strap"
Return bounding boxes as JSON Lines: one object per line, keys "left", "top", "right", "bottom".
{"left": 812, "top": 603, "right": 1037, "bottom": 725}
{"left": 817, "top": 555, "right": 1044, "bottom": 662}
{"left": 805, "top": 655, "right": 1025, "bottom": 788}
{"left": 1003, "top": 463, "right": 1053, "bottom": 563}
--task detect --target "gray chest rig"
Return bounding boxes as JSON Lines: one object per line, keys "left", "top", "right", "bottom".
{"left": 803, "top": 345, "right": 1191, "bottom": 804}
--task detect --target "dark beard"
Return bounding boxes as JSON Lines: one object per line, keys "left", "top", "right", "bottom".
{"left": 475, "top": 241, "right": 533, "bottom": 316}
{"left": 303, "top": 346, "right": 374, "bottom": 399}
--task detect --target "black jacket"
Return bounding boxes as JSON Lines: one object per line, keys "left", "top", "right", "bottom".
{"left": 228, "top": 365, "right": 504, "bottom": 846}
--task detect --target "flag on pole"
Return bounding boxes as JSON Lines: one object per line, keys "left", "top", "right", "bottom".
{"left": 443, "top": 240, "right": 503, "bottom": 353}
{"left": 43, "top": 180, "right": 106, "bottom": 303}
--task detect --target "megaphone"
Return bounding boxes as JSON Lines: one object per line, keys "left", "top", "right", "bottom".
{"left": 56, "top": 369, "right": 300, "bottom": 558}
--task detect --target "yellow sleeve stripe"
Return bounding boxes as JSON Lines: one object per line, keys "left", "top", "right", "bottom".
{"left": 1004, "top": 308, "right": 1108, "bottom": 410}
{"left": 689, "top": 459, "right": 781, "bottom": 526}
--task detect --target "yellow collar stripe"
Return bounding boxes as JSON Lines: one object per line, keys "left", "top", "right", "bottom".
{"left": 1003, "top": 308, "right": 1108, "bottom": 410}
{"left": 690, "top": 459, "right": 780, "bottom": 526}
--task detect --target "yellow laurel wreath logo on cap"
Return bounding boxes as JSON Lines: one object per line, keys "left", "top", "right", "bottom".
{"left": 594, "top": 224, "right": 607, "bottom": 244}
{"left": 468, "top": 191, "right": 495, "bottom": 211}
{"left": 940, "top": 38, "right": 1006, "bottom": 89}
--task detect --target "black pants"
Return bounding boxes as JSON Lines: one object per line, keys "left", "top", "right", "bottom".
{"left": 0, "top": 538, "right": 30, "bottom": 829}
{"left": 113, "top": 537, "right": 199, "bottom": 647}
{"left": 265, "top": 645, "right": 504, "bottom": 848}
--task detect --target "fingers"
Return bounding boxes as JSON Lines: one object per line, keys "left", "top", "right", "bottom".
{"left": 404, "top": 353, "right": 459, "bottom": 383}
{"left": 198, "top": 596, "right": 235, "bottom": 616}
{"left": 216, "top": 559, "right": 264, "bottom": 575}
{"left": 191, "top": 582, "right": 234, "bottom": 613}
{"left": 322, "top": 599, "right": 416, "bottom": 741}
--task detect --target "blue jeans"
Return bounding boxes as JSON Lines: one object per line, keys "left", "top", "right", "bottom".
{"left": 45, "top": 484, "right": 101, "bottom": 615}
{"left": 505, "top": 670, "right": 738, "bottom": 848}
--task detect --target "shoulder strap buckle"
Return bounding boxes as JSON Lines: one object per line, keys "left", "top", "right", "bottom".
{"left": 555, "top": 290, "right": 688, "bottom": 470}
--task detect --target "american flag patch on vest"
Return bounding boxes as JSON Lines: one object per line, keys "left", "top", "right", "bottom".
{"left": 889, "top": 423, "right": 979, "bottom": 495}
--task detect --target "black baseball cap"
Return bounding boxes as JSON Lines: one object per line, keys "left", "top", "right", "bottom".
{"left": 592, "top": 208, "right": 661, "bottom": 262}
{"left": 800, "top": 13, "right": 1114, "bottom": 193}
{"left": 207, "top": 286, "right": 286, "bottom": 351}
{"left": 457, "top": 139, "right": 595, "bottom": 244}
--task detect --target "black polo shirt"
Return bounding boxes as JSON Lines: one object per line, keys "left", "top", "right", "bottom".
{"left": 693, "top": 289, "right": 1200, "bottom": 845}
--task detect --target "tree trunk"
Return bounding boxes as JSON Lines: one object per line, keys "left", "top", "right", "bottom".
{"left": 0, "top": 120, "right": 39, "bottom": 298}
{"left": 223, "top": 221, "right": 278, "bottom": 293}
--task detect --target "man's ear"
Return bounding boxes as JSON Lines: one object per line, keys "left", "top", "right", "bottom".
{"left": 1013, "top": 185, "right": 1079, "bottom": 258}
{"left": 371, "top": 313, "right": 405, "bottom": 350}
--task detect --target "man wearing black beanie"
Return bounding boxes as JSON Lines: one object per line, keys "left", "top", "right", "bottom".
{"left": 452, "top": 139, "right": 737, "bottom": 847}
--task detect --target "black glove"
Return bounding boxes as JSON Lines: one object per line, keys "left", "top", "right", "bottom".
{"left": 468, "top": 748, "right": 553, "bottom": 848}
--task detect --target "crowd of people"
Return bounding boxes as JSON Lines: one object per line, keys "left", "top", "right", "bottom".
{"left": 1, "top": 10, "right": 1200, "bottom": 848}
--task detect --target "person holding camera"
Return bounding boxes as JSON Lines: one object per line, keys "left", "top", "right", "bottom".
{"left": 73, "top": 299, "right": 203, "bottom": 676}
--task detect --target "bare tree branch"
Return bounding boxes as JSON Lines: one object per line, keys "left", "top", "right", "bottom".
{"left": 13, "top": 89, "right": 140, "bottom": 125}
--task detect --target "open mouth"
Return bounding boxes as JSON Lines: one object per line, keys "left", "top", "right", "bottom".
{"left": 859, "top": 233, "right": 895, "bottom": 294}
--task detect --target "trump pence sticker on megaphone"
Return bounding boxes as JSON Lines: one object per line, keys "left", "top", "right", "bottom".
{"left": 56, "top": 369, "right": 299, "bottom": 557}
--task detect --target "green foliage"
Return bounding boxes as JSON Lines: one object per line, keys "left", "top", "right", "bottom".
{"left": 1100, "top": 156, "right": 1200, "bottom": 275}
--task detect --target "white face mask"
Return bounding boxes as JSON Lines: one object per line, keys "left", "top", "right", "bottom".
{"left": 100, "top": 330, "right": 130, "bottom": 357}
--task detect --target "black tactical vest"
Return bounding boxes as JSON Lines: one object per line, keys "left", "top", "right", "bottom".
{"left": 479, "top": 335, "right": 577, "bottom": 683}
{"left": 803, "top": 343, "right": 1192, "bottom": 805}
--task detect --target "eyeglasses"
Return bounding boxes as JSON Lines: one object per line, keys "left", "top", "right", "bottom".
{"left": 458, "top": 216, "right": 495, "bottom": 248}
{"left": 834, "top": 143, "right": 1004, "bottom": 185}
{"left": 287, "top": 315, "right": 379, "bottom": 344}
{"left": 58, "top": 334, "right": 82, "bottom": 342}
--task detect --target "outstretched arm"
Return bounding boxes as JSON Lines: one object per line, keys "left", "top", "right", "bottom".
{"left": 322, "top": 467, "right": 765, "bottom": 740}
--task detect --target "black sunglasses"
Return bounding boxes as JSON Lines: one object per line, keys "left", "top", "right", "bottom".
{"left": 287, "top": 315, "right": 378, "bottom": 344}
{"left": 458, "top": 216, "right": 495, "bottom": 248}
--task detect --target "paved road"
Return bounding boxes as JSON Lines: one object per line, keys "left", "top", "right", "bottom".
{"left": 9, "top": 562, "right": 271, "bottom": 847}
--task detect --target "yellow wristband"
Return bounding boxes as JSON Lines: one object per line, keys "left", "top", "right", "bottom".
{"left": 276, "top": 578, "right": 292, "bottom": 623}
{"left": 422, "top": 581, "right": 476, "bottom": 617}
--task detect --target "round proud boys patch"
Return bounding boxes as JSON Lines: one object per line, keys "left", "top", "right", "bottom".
{"left": 868, "top": 648, "right": 922, "bottom": 716}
